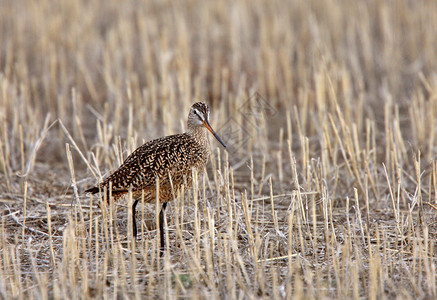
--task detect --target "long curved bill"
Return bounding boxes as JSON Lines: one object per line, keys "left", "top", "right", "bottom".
{"left": 203, "top": 120, "right": 227, "bottom": 148}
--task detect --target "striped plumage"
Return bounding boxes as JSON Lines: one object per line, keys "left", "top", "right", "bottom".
{"left": 87, "top": 131, "right": 209, "bottom": 202}
{"left": 85, "top": 102, "right": 226, "bottom": 253}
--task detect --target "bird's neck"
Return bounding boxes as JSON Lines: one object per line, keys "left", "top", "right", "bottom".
{"left": 187, "top": 126, "right": 209, "bottom": 147}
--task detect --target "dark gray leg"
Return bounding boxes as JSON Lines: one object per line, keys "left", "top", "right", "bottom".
{"left": 132, "top": 199, "right": 140, "bottom": 238}
{"left": 159, "top": 202, "right": 168, "bottom": 256}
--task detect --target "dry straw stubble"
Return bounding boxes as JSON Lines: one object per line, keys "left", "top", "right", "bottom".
{"left": 1, "top": 0, "right": 437, "bottom": 299}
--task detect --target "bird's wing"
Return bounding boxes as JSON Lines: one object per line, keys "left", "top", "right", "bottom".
{"left": 101, "top": 133, "right": 200, "bottom": 192}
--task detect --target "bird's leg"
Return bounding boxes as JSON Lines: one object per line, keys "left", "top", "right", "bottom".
{"left": 132, "top": 199, "right": 140, "bottom": 238}
{"left": 159, "top": 202, "right": 168, "bottom": 256}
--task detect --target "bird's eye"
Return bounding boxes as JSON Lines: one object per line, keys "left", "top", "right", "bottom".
{"left": 194, "top": 109, "right": 203, "bottom": 120}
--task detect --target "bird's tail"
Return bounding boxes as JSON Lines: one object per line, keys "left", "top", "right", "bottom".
{"left": 85, "top": 186, "right": 100, "bottom": 194}
{"left": 85, "top": 185, "right": 126, "bottom": 204}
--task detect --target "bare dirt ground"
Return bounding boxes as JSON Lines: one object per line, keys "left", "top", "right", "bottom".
{"left": 1, "top": 0, "right": 437, "bottom": 298}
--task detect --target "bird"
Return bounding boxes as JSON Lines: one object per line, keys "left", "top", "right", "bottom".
{"left": 85, "top": 102, "right": 226, "bottom": 254}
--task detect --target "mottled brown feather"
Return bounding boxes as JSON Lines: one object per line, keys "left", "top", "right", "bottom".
{"left": 85, "top": 102, "right": 218, "bottom": 204}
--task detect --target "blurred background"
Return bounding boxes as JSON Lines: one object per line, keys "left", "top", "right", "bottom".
{"left": 1, "top": 0, "right": 436, "bottom": 171}
{"left": 1, "top": 0, "right": 437, "bottom": 298}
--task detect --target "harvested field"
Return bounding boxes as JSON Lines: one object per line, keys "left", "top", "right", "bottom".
{"left": 1, "top": 0, "right": 437, "bottom": 298}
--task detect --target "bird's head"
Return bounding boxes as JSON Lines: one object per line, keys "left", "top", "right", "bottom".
{"left": 188, "top": 102, "right": 226, "bottom": 148}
